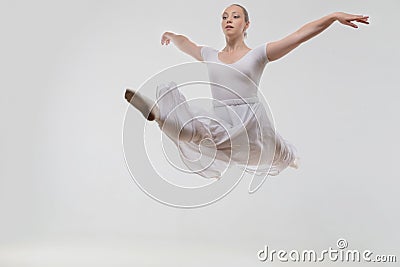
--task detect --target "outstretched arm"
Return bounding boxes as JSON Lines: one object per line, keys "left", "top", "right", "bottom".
{"left": 161, "top": 31, "right": 203, "bottom": 61}
{"left": 266, "top": 12, "right": 369, "bottom": 62}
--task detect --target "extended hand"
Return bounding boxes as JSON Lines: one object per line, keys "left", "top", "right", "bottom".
{"left": 161, "top": 31, "right": 174, "bottom": 45}
{"left": 335, "top": 12, "right": 369, "bottom": 28}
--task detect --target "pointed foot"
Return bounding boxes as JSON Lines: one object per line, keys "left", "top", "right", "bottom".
{"left": 124, "top": 88, "right": 158, "bottom": 121}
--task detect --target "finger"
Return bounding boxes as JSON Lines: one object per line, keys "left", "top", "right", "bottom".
{"left": 358, "top": 16, "right": 369, "bottom": 21}
{"left": 357, "top": 20, "right": 369, "bottom": 24}
{"left": 346, "top": 21, "right": 358, "bottom": 28}
{"left": 355, "top": 18, "right": 369, "bottom": 24}
{"left": 350, "top": 15, "right": 367, "bottom": 21}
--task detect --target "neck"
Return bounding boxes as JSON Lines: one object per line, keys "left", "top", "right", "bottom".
{"left": 223, "top": 36, "right": 247, "bottom": 52}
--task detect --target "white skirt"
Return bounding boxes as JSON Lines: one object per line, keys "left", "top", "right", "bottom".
{"left": 155, "top": 81, "right": 299, "bottom": 179}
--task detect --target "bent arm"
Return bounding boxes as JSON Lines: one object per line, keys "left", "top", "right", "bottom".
{"left": 161, "top": 32, "right": 203, "bottom": 61}
{"left": 266, "top": 12, "right": 369, "bottom": 62}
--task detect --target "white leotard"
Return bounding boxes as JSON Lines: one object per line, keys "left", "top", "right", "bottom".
{"left": 155, "top": 43, "right": 299, "bottom": 179}
{"left": 200, "top": 43, "right": 269, "bottom": 100}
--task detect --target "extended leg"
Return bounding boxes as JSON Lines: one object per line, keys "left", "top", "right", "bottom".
{"left": 125, "top": 89, "right": 160, "bottom": 121}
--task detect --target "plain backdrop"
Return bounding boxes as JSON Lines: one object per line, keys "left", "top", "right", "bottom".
{"left": 1, "top": 0, "right": 399, "bottom": 266}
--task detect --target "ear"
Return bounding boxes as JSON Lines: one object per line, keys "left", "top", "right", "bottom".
{"left": 245, "top": 21, "right": 250, "bottom": 31}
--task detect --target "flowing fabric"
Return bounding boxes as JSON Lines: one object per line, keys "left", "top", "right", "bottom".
{"left": 154, "top": 43, "right": 299, "bottom": 179}
{"left": 155, "top": 81, "right": 299, "bottom": 179}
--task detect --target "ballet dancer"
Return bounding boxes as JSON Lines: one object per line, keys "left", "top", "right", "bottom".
{"left": 124, "top": 4, "right": 369, "bottom": 178}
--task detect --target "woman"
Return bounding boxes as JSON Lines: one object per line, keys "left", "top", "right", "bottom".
{"left": 125, "top": 4, "right": 369, "bottom": 178}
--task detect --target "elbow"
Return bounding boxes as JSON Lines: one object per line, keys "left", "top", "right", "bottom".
{"left": 295, "top": 27, "right": 321, "bottom": 45}
{"left": 293, "top": 30, "right": 306, "bottom": 46}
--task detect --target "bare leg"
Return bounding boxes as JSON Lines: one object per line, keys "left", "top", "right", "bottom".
{"left": 125, "top": 89, "right": 160, "bottom": 122}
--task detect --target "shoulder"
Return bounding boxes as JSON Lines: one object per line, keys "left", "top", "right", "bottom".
{"left": 200, "top": 45, "right": 218, "bottom": 62}
{"left": 200, "top": 45, "right": 217, "bottom": 56}
{"left": 253, "top": 43, "right": 270, "bottom": 64}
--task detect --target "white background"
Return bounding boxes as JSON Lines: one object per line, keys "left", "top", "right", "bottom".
{"left": 1, "top": 0, "right": 399, "bottom": 266}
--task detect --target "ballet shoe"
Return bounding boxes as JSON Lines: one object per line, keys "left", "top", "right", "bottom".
{"left": 124, "top": 89, "right": 134, "bottom": 102}
{"left": 125, "top": 89, "right": 159, "bottom": 121}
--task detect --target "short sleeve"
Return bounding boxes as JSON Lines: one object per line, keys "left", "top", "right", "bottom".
{"left": 255, "top": 43, "right": 269, "bottom": 65}
{"left": 200, "top": 45, "right": 211, "bottom": 62}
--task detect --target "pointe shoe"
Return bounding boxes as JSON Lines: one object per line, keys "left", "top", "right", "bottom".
{"left": 125, "top": 89, "right": 159, "bottom": 121}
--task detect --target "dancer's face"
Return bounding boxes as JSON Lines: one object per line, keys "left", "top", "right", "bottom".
{"left": 221, "top": 5, "right": 249, "bottom": 38}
